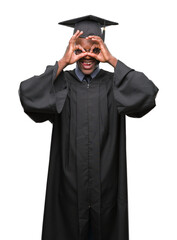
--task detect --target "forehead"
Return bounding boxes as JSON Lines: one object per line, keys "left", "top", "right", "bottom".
{"left": 75, "top": 38, "right": 97, "bottom": 48}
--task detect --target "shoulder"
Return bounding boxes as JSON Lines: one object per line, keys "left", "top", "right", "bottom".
{"left": 98, "top": 69, "right": 114, "bottom": 81}
{"left": 53, "top": 70, "right": 75, "bottom": 91}
{"left": 64, "top": 69, "right": 80, "bottom": 83}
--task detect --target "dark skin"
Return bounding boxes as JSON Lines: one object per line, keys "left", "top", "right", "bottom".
{"left": 56, "top": 30, "right": 118, "bottom": 78}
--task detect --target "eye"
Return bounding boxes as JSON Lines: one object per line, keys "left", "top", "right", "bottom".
{"left": 92, "top": 48, "right": 100, "bottom": 54}
{"left": 75, "top": 49, "right": 83, "bottom": 55}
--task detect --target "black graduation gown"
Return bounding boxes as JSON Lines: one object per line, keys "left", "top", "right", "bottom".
{"left": 18, "top": 60, "right": 159, "bottom": 240}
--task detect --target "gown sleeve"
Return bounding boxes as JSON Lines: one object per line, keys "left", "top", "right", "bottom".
{"left": 113, "top": 60, "right": 159, "bottom": 118}
{"left": 18, "top": 61, "right": 68, "bottom": 123}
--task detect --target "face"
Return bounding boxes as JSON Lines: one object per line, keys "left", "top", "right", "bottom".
{"left": 75, "top": 38, "right": 100, "bottom": 75}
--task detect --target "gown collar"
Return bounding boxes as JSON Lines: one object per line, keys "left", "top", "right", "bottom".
{"left": 75, "top": 64, "right": 100, "bottom": 81}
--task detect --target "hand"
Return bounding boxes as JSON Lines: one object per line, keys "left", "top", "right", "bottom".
{"left": 86, "top": 36, "right": 118, "bottom": 67}
{"left": 62, "top": 30, "right": 88, "bottom": 66}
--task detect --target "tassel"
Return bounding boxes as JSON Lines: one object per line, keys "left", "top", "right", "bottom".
{"left": 102, "top": 20, "right": 106, "bottom": 41}
{"left": 102, "top": 27, "right": 105, "bottom": 42}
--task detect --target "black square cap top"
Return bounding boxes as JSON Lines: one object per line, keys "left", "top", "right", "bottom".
{"left": 58, "top": 15, "right": 118, "bottom": 28}
{"left": 58, "top": 15, "right": 118, "bottom": 41}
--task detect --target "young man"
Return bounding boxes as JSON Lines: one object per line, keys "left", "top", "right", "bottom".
{"left": 19, "top": 15, "right": 159, "bottom": 240}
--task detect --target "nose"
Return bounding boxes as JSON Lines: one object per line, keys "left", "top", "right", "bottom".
{"left": 84, "top": 54, "right": 92, "bottom": 59}
{"left": 84, "top": 49, "right": 91, "bottom": 53}
{"left": 83, "top": 49, "right": 93, "bottom": 59}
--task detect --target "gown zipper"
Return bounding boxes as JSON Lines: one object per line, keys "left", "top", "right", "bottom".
{"left": 87, "top": 80, "right": 91, "bottom": 208}
{"left": 82, "top": 78, "right": 91, "bottom": 207}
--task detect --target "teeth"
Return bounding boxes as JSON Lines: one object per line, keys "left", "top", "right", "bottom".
{"left": 83, "top": 62, "right": 91, "bottom": 65}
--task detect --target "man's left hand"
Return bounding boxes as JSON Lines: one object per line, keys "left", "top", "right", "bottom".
{"left": 86, "top": 36, "right": 118, "bottom": 68}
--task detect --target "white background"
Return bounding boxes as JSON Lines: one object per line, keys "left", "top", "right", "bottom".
{"left": 0, "top": 0, "right": 176, "bottom": 239}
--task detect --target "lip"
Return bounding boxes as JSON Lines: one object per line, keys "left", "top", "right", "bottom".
{"left": 80, "top": 60, "right": 95, "bottom": 70}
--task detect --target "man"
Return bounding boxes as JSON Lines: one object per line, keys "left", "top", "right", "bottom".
{"left": 19, "top": 15, "right": 159, "bottom": 240}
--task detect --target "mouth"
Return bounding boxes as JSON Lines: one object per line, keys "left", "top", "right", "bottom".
{"left": 79, "top": 60, "right": 95, "bottom": 70}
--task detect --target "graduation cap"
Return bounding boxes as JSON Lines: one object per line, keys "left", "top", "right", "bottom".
{"left": 58, "top": 15, "right": 118, "bottom": 41}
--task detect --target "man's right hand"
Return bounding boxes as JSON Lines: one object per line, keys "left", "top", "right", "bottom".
{"left": 62, "top": 30, "right": 88, "bottom": 65}
{"left": 56, "top": 30, "right": 88, "bottom": 78}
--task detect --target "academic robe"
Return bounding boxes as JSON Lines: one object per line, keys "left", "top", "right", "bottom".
{"left": 18, "top": 60, "right": 159, "bottom": 240}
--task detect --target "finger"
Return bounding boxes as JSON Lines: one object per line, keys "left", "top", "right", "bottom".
{"left": 70, "top": 31, "right": 83, "bottom": 48}
{"left": 75, "top": 52, "right": 88, "bottom": 61}
{"left": 69, "top": 30, "right": 80, "bottom": 44}
{"left": 74, "top": 44, "right": 86, "bottom": 52}
{"left": 72, "top": 30, "right": 80, "bottom": 39}
{"left": 90, "top": 44, "right": 100, "bottom": 52}
{"left": 76, "top": 31, "right": 83, "bottom": 39}
{"left": 86, "top": 37, "right": 103, "bottom": 47}
{"left": 69, "top": 31, "right": 82, "bottom": 49}
{"left": 73, "top": 30, "right": 83, "bottom": 40}
{"left": 86, "top": 52, "right": 99, "bottom": 60}
{"left": 86, "top": 35, "right": 103, "bottom": 42}
{"left": 74, "top": 44, "right": 86, "bottom": 55}
{"left": 70, "top": 30, "right": 78, "bottom": 42}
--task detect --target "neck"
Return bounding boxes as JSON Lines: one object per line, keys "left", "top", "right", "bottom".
{"left": 75, "top": 64, "right": 100, "bottom": 80}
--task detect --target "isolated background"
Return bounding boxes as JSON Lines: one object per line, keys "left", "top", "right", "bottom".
{"left": 0, "top": 0, "right": 176, "bottom": 239}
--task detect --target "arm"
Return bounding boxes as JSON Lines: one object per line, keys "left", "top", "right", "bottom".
{"left": 19, "top": 31, "right": 88, "bottom": 123}
{"left": 55, "top": 30, "right": 88, "bottom": 79}
{"left": 19, "top": 62, "right": 67, "bottom": 123}
{"left": 113, "top": 60, "right": 159, "bottom": 117}
{"left": 86, "top": 36, "right": 159, "bottom": 118}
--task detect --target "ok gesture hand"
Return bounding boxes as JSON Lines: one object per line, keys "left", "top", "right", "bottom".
{"left": 62, "top": 30, "right": 88, "bottom": 65}
{"left": 86, "top": 36, "right": 117, "bottom": 67}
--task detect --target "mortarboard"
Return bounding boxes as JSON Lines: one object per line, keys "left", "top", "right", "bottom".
{"left": 58, "top": 15, "right": 118, "bottom": 41}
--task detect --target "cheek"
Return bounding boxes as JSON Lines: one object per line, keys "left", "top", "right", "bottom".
{"left": 91, "top": 61, "right": 99, "bottom": 70}
{"left": 94, "top": 60, "right": 99, "bottom": 67}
